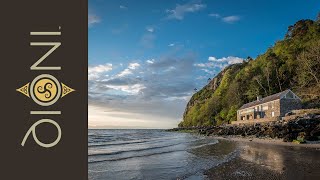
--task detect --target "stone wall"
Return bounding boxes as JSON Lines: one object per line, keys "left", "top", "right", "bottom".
{"left": 261, "top": 99, "right": 281, "bottom": 119}
{"left": 280, "top": 99, "right": 302, "bottom": 117}
{"left": 231, "top": 117, "right": 279, "bottom": 125}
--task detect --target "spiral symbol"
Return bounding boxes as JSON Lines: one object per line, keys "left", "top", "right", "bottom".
{"left": 37, "top": 82, "right": 53, "bottom": 99}
{"left": 33, "top": 78, "right": 58, "bottom": 103}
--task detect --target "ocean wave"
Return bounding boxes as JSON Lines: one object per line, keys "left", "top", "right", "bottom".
{"left": 88, "top": 139, "right": 151, "bottom": 147}
{"left": 190, "top": 141, "right": 218, "bottom": 149}
{"left": 89, "top": 149, "right": 186, "bottom": 163}
{"left": 88, "top": 142, "right": 183, "bottom": 156}
{"left": 88, "top": 136, "right": 198, "bottom": 148}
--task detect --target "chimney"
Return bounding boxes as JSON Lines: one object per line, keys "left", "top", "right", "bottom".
{"left": 257, "top": 95, "right": 262, "bottom": 101}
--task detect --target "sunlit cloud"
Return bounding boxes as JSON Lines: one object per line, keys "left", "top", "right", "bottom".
{"left": 222, "top": 15, "right": 241, "bottom": 23}
{"left": 88, "top": 13, "right": 100, "bottom": 27}
{"left": 166, "top": 1, "right": 206, "bottom": 20}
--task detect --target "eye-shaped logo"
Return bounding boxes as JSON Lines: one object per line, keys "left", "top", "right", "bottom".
{"left": 16, "top": 74, "right": 74, "bottom": 106}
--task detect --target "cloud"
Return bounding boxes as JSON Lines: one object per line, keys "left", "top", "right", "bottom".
{"left": 209, "top": 56, "right": 244, "bottom": 64}
{"left": 128, "top": 63, "right": 140, "bottom": 70}
{"left": 222, "top": 15, "right": 241, "bottom": 23}
{"left": 89, "top": 62, "right": 144, "bottom": 98}
{"left": 196, "top": 75, "right": 207, "bottom": 80}
{"left": 117, "top": 68, "right": 133, "bottom": 77}
{"left": 88, "top": 103, "right": 183, "bottom": 129}
{"left": 146, "top": 26, "right": 155, "bottom": 33}
{"left": 88, "top": 63, "right": 112, "bottom": 80}
{"left": 106, "top": 84, "right": 145, "bottom": 95}
{"left": 166, "top": 2, "right": 206, "bottom": 20}
{"left": 168, "top": 43, "right": 175, "bottom": 47}
{"left": 194, "top": 62, "right": 226, "bottom": 69}
{"left": 146, "top": 59, "right": 155, "bottom": 64}
{"left": 208, "top": 13, "right": 220, "bottom": 18}
{"left": 209, "top": 14, "right": 241, "bottom": 24}
{"left": 100, "top": 77, "right": 142, "bottom": 86}
{"left": 88, "top": 14, "right": 100, "bottom": 27}
{"left": 89, "top": 54, "right": 196, "bottom": 102}
{"left": 194, "top": 63, "right": 206, "bottom": 68}
{"left": 194, "top": 56, "right": 244, "bottom": 75}
{"left": 200, "top": 68, "right": 214, "bottom": 75}
{"left": 208, "top": 56, "right": 217, "bottom": 61}
{"left": 115, "top": 62, "right": 140, "bottom": 77}
{"left": 120, "top": 5, "right": 127, "bottom": 9}
{"left": 88, "top": 53, "right": 201, "bottom": 128}
{"left": 89, "top": 63, "right": 113, "bottom": 73}
{"left": 141, "top": 54, "right": 196, "bottom": 99}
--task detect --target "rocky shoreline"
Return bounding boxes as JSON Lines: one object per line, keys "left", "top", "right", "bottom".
{"left": 168, "top": 114, "right": 320, "bottom": 144}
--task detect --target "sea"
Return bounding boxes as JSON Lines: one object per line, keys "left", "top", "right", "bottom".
{"left": 88, "top": 129, "right": 238, "bottom": 180}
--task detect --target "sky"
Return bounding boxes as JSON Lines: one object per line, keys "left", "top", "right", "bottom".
{"left": 88, "top": 0, "right": 319, "bottom": 129}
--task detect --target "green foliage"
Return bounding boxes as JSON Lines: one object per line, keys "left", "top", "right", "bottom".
{"left": 179, "top": 18, "right": 320, "bottom": 127}
{"left": 226, "top": 106, "right": 238, "bottom": 123}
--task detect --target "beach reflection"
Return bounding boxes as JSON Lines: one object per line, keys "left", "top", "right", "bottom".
{"left": 239, "top": 143, "right": 285, "bottom": 173}
{"left": 205, "top": 140, "right": 320, "bottom": 180}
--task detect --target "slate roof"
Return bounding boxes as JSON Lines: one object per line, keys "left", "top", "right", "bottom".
{"left": 239, "top": 89, "right": 291, "bottom": 110}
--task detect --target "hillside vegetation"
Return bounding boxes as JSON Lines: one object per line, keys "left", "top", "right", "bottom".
{"left": 179, "top": 17, "right": 320, "bottom": 128}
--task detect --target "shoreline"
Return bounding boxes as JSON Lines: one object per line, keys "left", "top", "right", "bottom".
{"left": 210, "top": 135, "right": 320, "bottom": 149}
{"left": 205, "top": 135, "right": 320, "bottom": 180}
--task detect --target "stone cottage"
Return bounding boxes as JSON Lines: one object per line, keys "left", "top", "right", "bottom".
{"left": 233, "top": 89, "right": 302, "bottom": 125}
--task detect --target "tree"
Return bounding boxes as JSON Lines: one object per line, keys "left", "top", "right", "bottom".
{"left": 297, "top": 40, "right": 320, "bottom": 87}
{"left": 263, "top": 63, "right": 272, "bottom": 94}
{"left": 253, "top": 75, "right": 268, "bottom": 95}
{"left": 246, "top": 56, "right": 254, "bottom": 62}
{"left": 275, "top": 68, "right": 283, "bottom": 91}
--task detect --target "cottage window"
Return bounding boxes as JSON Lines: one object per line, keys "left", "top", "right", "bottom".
{"left": 262, "top": 105, "right": 268, "bottom": 110}
{"left": 241, "top": 108, "right": 254, "bottom": 114}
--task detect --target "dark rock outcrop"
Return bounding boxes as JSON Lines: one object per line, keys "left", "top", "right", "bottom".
{"left": 169, "top": 115, "right": 320, "bottom": 142}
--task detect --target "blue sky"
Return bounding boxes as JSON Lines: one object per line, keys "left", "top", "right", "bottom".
{"left": 88, "top": 0, "right": 319, "bottom": 128}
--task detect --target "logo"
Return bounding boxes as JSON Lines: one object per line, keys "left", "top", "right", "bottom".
{"left": 17, "top": 29, "right": 75, "bottom": 148}
{"left": 16, "top": 74, "right": 75, "bottom": 106}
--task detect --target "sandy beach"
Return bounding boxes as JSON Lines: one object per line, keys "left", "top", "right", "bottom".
{"left": 205, "top": 137, "right": 320, "bottom": 180}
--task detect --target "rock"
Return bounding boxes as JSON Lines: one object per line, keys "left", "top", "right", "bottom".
{"left": 285, "top": 111, "right": 294, "bottom": 116}
{"left": 310, "top": 124, "right": 320, "bottom": 138}
{"left": 283, "top": 134, "right": 295, "bottom": 142}
{"left": 177, "top": 114, "right": 320, "bottom": 142}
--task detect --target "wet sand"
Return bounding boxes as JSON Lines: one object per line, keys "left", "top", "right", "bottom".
{"left": 212, "top": 135, "right": 320, "bottom": 148}
{"left": 205, "top": 138, "right": 320, "bottom": 180}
